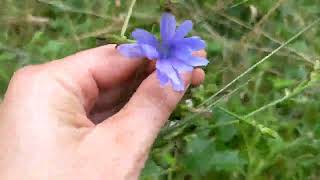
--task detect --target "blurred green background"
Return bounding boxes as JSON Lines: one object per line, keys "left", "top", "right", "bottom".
{"left": 1, "top": 0, "right": 320, "bottom": 179}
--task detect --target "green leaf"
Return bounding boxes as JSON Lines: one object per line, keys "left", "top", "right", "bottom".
{"left": 182, "top": 134, "right": 216, "bottom": 175}
{"left": 212, "top": 150, "right": 246, "bottom": 171}
{"left": 140, "top": 159, "right": 163, "bottom": 180}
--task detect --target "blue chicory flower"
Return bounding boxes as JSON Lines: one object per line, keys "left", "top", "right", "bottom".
{"left": 118, "top": 13, "right": 209, "bottom": 91}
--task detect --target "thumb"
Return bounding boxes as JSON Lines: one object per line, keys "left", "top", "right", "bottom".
{"left": 96, "top": 71, "right": 192, "bottom": 149}
{"left": 69, "top": 71, "right": 191, "bottom": 180}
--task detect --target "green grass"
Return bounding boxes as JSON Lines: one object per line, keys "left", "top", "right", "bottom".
{"left": 1, "top": 0, "right": 320, "bottom": 179}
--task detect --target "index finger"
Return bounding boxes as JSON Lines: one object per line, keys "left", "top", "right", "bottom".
{"left": 48, "top": 45, "right": 146, "bottom": 111}
{"left": 61, "top": 45, "right": 146, "bottom": 89}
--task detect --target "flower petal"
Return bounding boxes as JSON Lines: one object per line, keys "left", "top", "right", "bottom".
{"left": 156, "top": 59, "right": 185, "bottom": 91}
{"left": 160, "top": 13, "right": 176, "bottom": 42}
{"left": 173, "top": 45, "right": 193, "bottom": 61}
{"left": 156, "top": 69, "right": 169, "bottom": 86}
{"left": 118, "top": 44, "right": 143, "bottom": 58}
{"left": 183, "top": 56, "right": 209, "bottom": 67}
{"left": 171, "top": 59, "right": 193, "bottom": 73}
{"left": 174, "top": 20, "right": 193, "bottom": 40}
{"left": 132, "top": 29, "right": 159, "bottom": 47}
{"left": 156, "top": 59, "right": 180, "bottom": 86}
{"left": 180, "top": 36, "right": 206, "bottom": 51}
{"left": 140, "top": 44, "right": 159, "bottom": 60}
{"left": 172, "top": 79, "right": 185, "bottom": 92}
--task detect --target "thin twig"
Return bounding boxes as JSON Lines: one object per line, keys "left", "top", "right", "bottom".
{"left": 228, "top": 0, "right": 249, "bottom": 9}
{"left": 198, "top": 18, "right": 320, "bottom": 107}
{"left": 216, "top": 11, "right": 316, "bottom": 65}
{"left": 206, "top": 78, "right": 253, "bottom": 109}
{"left": 202, "top": 7, "right": 316, "bottom": 65}
{"left": 241, "top": 0, "right": 287, "bottom": 43}
{"left": 121, "top": 0, "right": 137, "bottom": 38}
{"left": 216, "top": 106, "right": 280, "bottom": 138}
{"left": 244, "top": 79, "right": 311, "bottom": 118}
{"left": 160, "top": 80, "right": 250, "bottom": 136}
{"left": 197, "top": 120, "right": 240, "bottom": 131}
{"left": 37, "top": 0, "right": 113, "bottom": 20}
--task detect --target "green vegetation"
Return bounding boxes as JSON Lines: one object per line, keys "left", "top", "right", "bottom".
{"left": 1, "top": 0, "right": 320, "bottom": 179}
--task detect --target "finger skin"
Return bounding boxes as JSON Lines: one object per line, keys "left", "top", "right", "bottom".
{"left": 92, "top": 50, "right": 208, "bottom": 162}
{"left": 62, "top": 44, "right": 144, "bottom": 89}
{"left": 3, "top": 45, "right": 145, "bottom": 114}
{"left": 88, "top": 49, "right": 207, "bottom": 120}
{"left": 95, "top": 72, "right": 192, "bottom": 152}
{"left": 50, "top": 45, "right": 145, "bottom": 112}
{"left": 0, "top": 45, "right": 208, "bottom": 180}
{"left": 192, "top": 68, "right": 205, "bottom": 86}
{"left": 86, "top": 72, "right": 192, "bottom": 179}
{"left": 192, "top": 50, "right": 207, "bottom": 58}
{"left": 93, "top": 49, "right": 207, "bottom": 147}
{"left": 191, "top": 50, "right": 207, "bottom": 86}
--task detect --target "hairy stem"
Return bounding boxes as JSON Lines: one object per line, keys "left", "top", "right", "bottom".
{"left": 121, "top": 0, "right": 137, "bottom": 38}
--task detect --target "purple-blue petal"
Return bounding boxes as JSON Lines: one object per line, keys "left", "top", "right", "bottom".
{"left": 180, "top": 36, "right": 206, "bottom": 51}
{"left": 183, "top": 56, "right": 209, "bottom": 67}
{"left": 118, "top": 13, "right": 208, "bottom": 92}
{"left": 132, "top": 29, "right": 159, "bottom": 47}
{"left": 140, "top": 44, "right": 159, "bottom": 60}
{"left": 161, "top": 13, "right": 176, "bottom": 42}
{"left": 172, "top": 79, "right": 185, "bottom": 92}
{"left": 173, "top": 45, "right": 193, "bottom": 60}
{"left": 171, "top": 59, "right": 193, "bottom": 73}
{"left": 156, "top": 59, "right": 180, "bottom": 86}
{"left": 174, "top": 20, "right": 193, "bottom": 40}
{"left": 118, "top": 44, "right": 143, "bottom": 58}
{"left": 156, "top": 69, "right": 169, "bottom": 86}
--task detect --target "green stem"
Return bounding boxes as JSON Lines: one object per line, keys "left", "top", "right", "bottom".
{"left": 159, "top": 79, "right": 250, "bottom": 137}
{"left": 120, "top": 0, "right": 137, "bottom": 38}
{"left": 198, "top": 18, "right": 320, "bottom": 108}
{"left": 245, "top": 94, "right": 290, "bottom": 119}
{"left": 216, "top": 106, "right": 254, "bottom": 127}
{"left": 197, "top": 120, "right": 240, "bottom": 131}
{"left": 206, "top": 78, "right": 253, "bottom": 109}
{"left": 216, "top": 106, "right": 280, "bottom": 138}
{"left": 229, "top": 0, "right": 249, "bottom": 8}
{"left": 244, "top": 79, "right": 311, "bottom": 118}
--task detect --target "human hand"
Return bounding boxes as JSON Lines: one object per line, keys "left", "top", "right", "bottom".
{"left": 0, "top": 45, "right": 206, "bottom": 180}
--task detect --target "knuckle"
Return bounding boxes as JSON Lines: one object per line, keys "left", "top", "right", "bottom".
{"left": 160, "top": 95, "right": 179, "bottom": 113}
{"left": 14, "top": 65, "right": 37, "bottom": 76}
{"left": 145, "top": 88, "right": 178, "bottom": 114}
{"left": 12, "top": 65, "right": 43, "bottom": 82}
